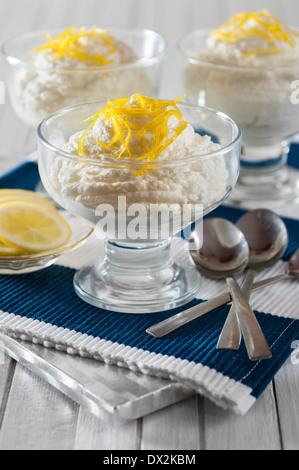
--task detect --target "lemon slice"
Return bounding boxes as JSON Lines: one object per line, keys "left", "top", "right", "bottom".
{"left": 0, "top": 240, "right": 23, "bottom": 256}
{"left": 0, "top": 189, "right": 56, "bottom": 210}
{"left": 0, "top": 201, "right": 72, "bottom": 253}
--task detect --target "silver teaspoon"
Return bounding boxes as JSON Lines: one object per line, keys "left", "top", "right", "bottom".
{"left": 188, "top": 217, "right": 271, "bottom": 360}
{"left": 146, "top": 248, "right": 299, "bottom": 340}
{"left": 217, "top": 209, "right": 288, "bottom": 351}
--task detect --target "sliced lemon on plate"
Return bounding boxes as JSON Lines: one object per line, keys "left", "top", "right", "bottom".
{"left": 0, "top": 240, "right": 23, "bottom": 256}
{"left": 0, "top": 189, "right": 56, "bottom": 210}
{"left": 0, "top": 201, "right": 72, "bottom": 254}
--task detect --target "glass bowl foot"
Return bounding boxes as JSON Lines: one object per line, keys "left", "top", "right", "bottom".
{"left": 73, "top": 240, "right": 202, "bottom": 314}
{"left": 228, "top": 166, "right": 299, "bottom": 209}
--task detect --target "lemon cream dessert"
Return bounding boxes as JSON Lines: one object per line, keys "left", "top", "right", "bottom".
{"left": 183, "top": 10, "right": 299, "bottom": 149}
{"left": 51, "top": 94, "right": 228, "bottom": 230}
{"left": 14, "top": 26, "right": 152, "bottom": 126}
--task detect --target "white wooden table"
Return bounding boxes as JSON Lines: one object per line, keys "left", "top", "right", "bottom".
{"left": 0, "top": 0, "right": 299, "bottom": 450}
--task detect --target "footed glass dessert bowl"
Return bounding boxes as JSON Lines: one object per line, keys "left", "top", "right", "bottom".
{"left": 37, "top": 95, "right": 240, "bottom": 313}
{"left": 2, "top": 26, "right": 167, "bottom": 128}
{"left": 2, "top": 25, "right": 166, "bottom": 201}
{"left": 178, "top": 10, "right": 299, "bottom": 208}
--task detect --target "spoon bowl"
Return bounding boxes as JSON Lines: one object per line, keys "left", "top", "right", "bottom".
{"left": 287, "top": 248, "right": 299, "bottom": 277}
{"left": 236, "top": 209, "right": 289, "bottom": 270}
{"left": 216, "top": 209, "right": 288, "bottom": 352}
{"left": 190, "top": 218, "right": 249, "bottom": 278}
{"left": 146, "top": 247, "right": 299, "bottom": 339}
{"left": 190, "top": 216, "right": 272, "bottom": 360}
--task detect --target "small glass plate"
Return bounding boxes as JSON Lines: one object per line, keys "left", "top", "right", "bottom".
{"left": 0, "top": 211, "right": 94, "bottom": 274}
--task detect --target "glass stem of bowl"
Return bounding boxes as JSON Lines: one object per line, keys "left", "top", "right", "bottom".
{"left": 100, "top": 238, "right": 176, "bottom": 290}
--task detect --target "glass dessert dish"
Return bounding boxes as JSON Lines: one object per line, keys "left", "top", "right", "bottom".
{"left": 2, "top": 26, "right": 167, "bottom": 128}
{"left": 2, "top": 26, "right": 166, "bottom": 202}
{"left": 0, "top": 211, "right": 93, "bottom": 275}
{"left": 37, "top": 95, "right": 240, "bottom": 314}
{"left": 178, "top": 10, "right": 299, "bottom": 208}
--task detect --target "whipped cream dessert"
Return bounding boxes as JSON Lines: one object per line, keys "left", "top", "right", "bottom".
{"left": 13, "top": 26, "right": 152, "bottom": 126}
{"left": 51, "top": 94, "right": 228, "bottom": 227}
{"left": 203, "top": 10, "right": 299, "bottom": 67}
{"left": 184, "top": 10, "right": 299, "bottom": 148}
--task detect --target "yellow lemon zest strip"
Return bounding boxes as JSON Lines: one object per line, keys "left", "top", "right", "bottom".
{"left": 223, "top": 29, "right": 276, "bottom": 46}
{"left": 241, "top": 48, "right": 285, "bottom": 59}
{"left": 77, "top": 94, "right": 187, "bottom": 175}
{"left": 210, "top": 10, "right": 299, "bottom": 57}
{"left": 30, "top": 25, "right": 117, "bottom": 66}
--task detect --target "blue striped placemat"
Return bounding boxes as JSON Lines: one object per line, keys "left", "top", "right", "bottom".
{"left": 0, "top": 148, "right": 299, "bottom": 414}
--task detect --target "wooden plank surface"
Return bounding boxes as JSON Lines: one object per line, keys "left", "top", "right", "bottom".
{"left": 0, "top": 0, "right": 299, "bottom": 451}
{"left": 0, "top": 364, "right": 79, "bottom": 450}
{"left": 203, "top": 384, "right": 281, "bottom": 450}
{"left": 274, "top": 358, "right": 299, "bottom": 451}
{"left": 74, "top": 408, "right": 139, "bottom": 450}
{"left": 141, "top": 396, "right": 202, "bottom": 450}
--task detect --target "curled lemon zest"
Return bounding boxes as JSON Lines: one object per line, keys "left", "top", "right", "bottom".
{"left": 30, "top": 25, "right": 116, "bottom": 66}
{"left": 78, "top": 94, "right": 187, "bottom": 176}
{"left": 210, "top": 10, "right": 299, "bottom": 58}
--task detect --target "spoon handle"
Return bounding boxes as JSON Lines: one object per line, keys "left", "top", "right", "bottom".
{"left": 146, "top": 273, "right": 292, "bottom": 338}
{"left": 217, "top": 270, "right": 255, "bottom": 351}
{"left": 216, "top": 304, "right": 241, "bottom": 351}
{"left": 226, "top": 277, "right": 272, "bottom": 361}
